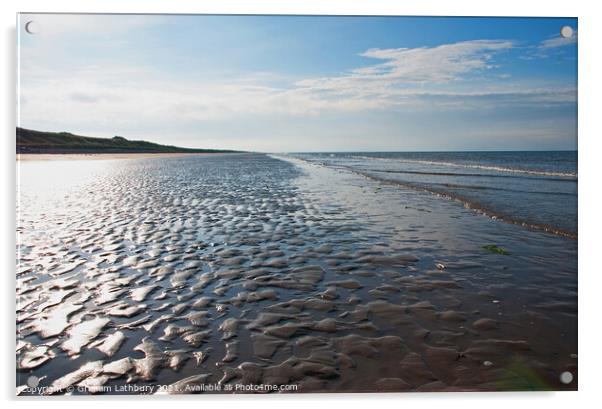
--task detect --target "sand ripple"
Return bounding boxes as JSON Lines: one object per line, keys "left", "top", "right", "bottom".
{"left": 16, "top": 154, "right": 577, "bottom": 394}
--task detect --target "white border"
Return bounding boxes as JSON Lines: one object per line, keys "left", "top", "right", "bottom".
{"left": 3, "top": 1, "right": 601, "bottom": 408}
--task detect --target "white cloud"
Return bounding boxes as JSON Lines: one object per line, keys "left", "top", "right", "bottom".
{"left": 521, "top": 31, "right": 579, "bottom": 59}
{"left": 19, "top": 67, "right": 575, "bottom": 130}
{"left": 539, "top": 32, "right": 578, "bottom": 49}
{"left": 306, "top": 40, "right": 514, "bottom": 87}
{"left": 285, "top": 40, "right": 559, "bottom": 111}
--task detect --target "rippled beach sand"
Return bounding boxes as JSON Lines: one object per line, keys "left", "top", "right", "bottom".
{"left": 16, "top": 153, "right": 577, "bottom": 394}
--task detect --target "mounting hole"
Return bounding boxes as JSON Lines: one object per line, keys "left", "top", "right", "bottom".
{"left": 25, "top": 21, "right": 38, "bottom": 35}
{"left": 560, "top": 371, "right": 573, "bottom": 384}
{"left": 26, "top": 375, "right": 39, "bottom": 388}
{"left": 560, "top": 26, "right": 573, "bottom": 39}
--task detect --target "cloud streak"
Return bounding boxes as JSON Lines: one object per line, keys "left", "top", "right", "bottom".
{"left": 539, "top": 32, "right": 578, "bottom": 49}
{"left": 301, "top": 40, "right": 514, "bottom": 89}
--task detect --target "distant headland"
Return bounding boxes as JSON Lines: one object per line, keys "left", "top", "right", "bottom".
{"left": 16, "top": 127, "right": 240, "bottom": 154}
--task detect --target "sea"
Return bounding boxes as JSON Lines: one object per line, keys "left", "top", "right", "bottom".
{"left": 291, "top": 151, "right": 578, "bottom": 238}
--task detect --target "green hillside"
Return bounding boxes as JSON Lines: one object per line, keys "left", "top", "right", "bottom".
{"left": 16, "top": 128, "right": 238, "bottom": 154}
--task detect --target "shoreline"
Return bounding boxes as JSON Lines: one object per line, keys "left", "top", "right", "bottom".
{"left": 16, "top": 152, "right": 249, "bottom": 161}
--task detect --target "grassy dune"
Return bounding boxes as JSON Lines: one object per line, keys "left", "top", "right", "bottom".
{"left": 16, "top": 127, "right": 239, "bottom": 154}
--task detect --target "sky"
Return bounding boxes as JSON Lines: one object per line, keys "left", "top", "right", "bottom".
{"left": 18, "top": 14, "right": 578, "bottom": 152}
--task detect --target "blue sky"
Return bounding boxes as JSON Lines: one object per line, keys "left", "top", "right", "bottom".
{"left": 18, "top": 14, "right": 577, "bottom": 151}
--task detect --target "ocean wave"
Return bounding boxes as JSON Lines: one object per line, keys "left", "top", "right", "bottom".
{"left": 366, "top": 168, "right": 577, "bottom": 182}
{"left": 285, "top": 154, "right": 577, "bottom": 239}
{"left": 347, "top": 155, "right": 577, "bottom": 178}
{"left": 434, "top": 182, "right": 576, "bottom": 196}
{"left": 358, "top": 171, "right": 578, "bottom": 239}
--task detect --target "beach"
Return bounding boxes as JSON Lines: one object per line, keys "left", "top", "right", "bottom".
{"left": 17, "top": 152, "right": 245, "bottom": 161}
{"left": 16, "top": 153, "right": 577, "bottom": 394}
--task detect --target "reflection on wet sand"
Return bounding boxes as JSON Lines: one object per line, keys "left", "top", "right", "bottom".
{"left": 16, "top": 153, "right": 577, "bottom": 394}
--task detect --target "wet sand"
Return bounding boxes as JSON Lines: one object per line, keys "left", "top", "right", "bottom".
{"left": 17, "top": 152, "right": 245, "bottom": 161}
{"left": 16, "top": 153, "right": 577, "bottom": 394}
